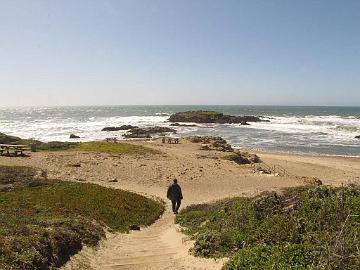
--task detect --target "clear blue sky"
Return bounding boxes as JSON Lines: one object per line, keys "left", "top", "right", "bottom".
{"left": 1, "top": 0, "right": 359, "bottom": 106}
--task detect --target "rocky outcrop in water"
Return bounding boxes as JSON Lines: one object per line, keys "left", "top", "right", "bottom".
{"left": 124, "top": 127, "right": 176, "bottom": 138}
{"left": 169, "top": 111, "right": 267, "bottom": 124}
{"left": 69, "top": 134, "right": 80, "bottom": 139}
{"left": 355, "top": 135, "right": 360, "bottom": 139}
{"left": 102, "top": 125, "right": 138, "bottom": 131}
{"left": 170, "top": 123, "right": 197, "bottom": 127}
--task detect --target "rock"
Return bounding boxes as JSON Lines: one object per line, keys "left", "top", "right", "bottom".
{"left": 297, "top": 176, "right": 323, "bottom": 186}
{"left": 200, "top": 144, "right": 211, "bottom": 150}
{"left": 234, "top": 150, "right": 261, "bottom": 163}
{"left": 124, "top": 126, "right": 176, "bottom": 139}
{"left": 129, "top": 225, "right": 141, "bottom": 231}
{"left": 33, "top": 170, "right": 48, "bottom": 180}
{"left": 102, "top": 125, "right": 138, "bottom": 131}
{"left": 170, "top": 123, "right": 197, "bottom": 127}
{"left": 240, "top": 121, "right": 250, "bottom": 125}
{"left": 223, "top": 153, "right": 252, "bottom": 165}
{"left": 355, "top": 135, "right": 360, "bottom": 139}
{"left": 109, "top": 178, "right": 118, "bottom": 182}
{"left": 69, "top": 134, "right": 80, "bottom": 139}
{"left": 0, "top": 132, "right": 21, "bottom": 144}
{"left": 68, "top": 163, "right": 81, "bottom": 168}
{"left": 169, "top": 111, "right": 268, "bottom": 124}
{"left": 187, "top": 136, "right": 233, "bottom": 152}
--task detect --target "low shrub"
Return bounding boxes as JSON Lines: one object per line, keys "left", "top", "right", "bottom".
{"left": 0, "top": 166, "right": 164, "bottom": 269}
{"left": 176, "top": 185, "right": 360, "bottom": 269}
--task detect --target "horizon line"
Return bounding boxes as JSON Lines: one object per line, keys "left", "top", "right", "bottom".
{"left": 0, "top": 104, "right": 360, "bottom": 108}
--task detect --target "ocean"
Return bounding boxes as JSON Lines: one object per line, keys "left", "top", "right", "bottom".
{"left": 0, "top": 105, "right": 359, "bottom": 156}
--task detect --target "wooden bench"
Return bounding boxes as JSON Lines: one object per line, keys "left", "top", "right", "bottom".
{"left": 0, "top": 144, "right": 29, "bottom": 156}
{"left": 161, "top": 137, "right": 180, "bottom": 144}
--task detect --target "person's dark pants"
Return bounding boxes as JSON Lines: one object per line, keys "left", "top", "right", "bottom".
{"left": 171, "top": 200, "right": 181, "bottom": 213}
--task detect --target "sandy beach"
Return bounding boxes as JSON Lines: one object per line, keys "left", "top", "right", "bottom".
{"left": 1, "top": 138, "right": 359, "bottom": 270}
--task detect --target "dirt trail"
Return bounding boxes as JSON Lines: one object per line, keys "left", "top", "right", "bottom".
{"left": 63, "top": 210, "right": 224, "bottom": 270}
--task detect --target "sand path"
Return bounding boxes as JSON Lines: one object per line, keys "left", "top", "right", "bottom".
{"left": 62, "top": 210, "right": 224, "bottom": 270}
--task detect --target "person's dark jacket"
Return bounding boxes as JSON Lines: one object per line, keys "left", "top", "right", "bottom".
{"left": 167, "top": 183, "right": 183, "bottom": 201}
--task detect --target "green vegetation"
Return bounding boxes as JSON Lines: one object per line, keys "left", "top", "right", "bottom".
{"left": 188, "top": 111, "right": 223, "bottom": 118}
{"left": 35, "top": 141, "right": 159, "bottom": 154}
{"left": 0, "top": 133, "right": 22, "bottom": 144}
{"left": 0, "top": 131, "right": 159, "bottom": 154}
{"left": 0, "top": 165, "right": 164, "bottom": 270}
{"left": 36, "top": 141, "right": 79, "bottom": 151}
{"left": 176, "top": 185, "right": 360, "bottom": 269}
{"left": 74, "top": 141, "right": 160, "bottom": 154}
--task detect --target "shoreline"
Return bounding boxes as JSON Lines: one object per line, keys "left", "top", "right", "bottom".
{"left": 237, "top": 146, "right": 360, "bottom": 159}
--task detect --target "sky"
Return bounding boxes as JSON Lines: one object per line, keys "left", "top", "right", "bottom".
{"left": 0, "top": 0, "right": 359, "bottom": 106}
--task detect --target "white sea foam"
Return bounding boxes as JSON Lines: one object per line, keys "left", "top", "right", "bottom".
{"left": 243, "top": 115, "right": 360, "bottom": 140}
{"left": 0, "top": 107, "right": 359, "bottom": 156}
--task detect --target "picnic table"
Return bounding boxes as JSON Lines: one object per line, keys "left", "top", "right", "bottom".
{"left": 0, "top": 144, "right": 29, "bottom": 156}
{"left": 161, "top": 137, "right": 180, "bottom": 144}
{"left": 105, "top": 137, "right": 118, "bottom": 143}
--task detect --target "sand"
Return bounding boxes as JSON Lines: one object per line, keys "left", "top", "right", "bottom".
{"left": 1, "top": 138, "right": 359, "bottom": 270}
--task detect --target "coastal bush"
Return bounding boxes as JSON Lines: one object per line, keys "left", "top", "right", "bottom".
{"left": 176, "top": 185, "right": 360, "bottom": 269}
{"left": 36, "top": 141, "right": 79, "bottom": 151}
{"left": 0, "top": 132, "right": 21, "bottom": 144}
{"left": 0, "top": 132, "right": 159, "bottom": 154}
{"left": 25, "top": 140, "right": 159, "bottom": 154}
{"left": 0, "top": 165, "right": 164, "bottom": 269}
{"left": 75, "top": 141, "right": 160, "bottom": 154}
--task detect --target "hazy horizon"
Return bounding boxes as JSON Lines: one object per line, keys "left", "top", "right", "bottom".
{"left": 1, "top": 103, "right": 360, "bottom": 108}
{"left": 1, "top": 104, "right": 360, "bottom": 109}
{"left": 1, "top": 1, "right": 359, "bottom": 107}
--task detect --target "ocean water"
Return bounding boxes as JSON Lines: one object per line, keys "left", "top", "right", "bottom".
{"left": 0, "top": 105, "right": 359, "bottom": 156}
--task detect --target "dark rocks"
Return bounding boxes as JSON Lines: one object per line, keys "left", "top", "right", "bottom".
{"left": 68, "top": 163, "right": 81, "bottom": 168}
{"left": 170, "top": 123, "right": 197, "bottom": 127}
{"left": 223, "top": 152, "right": 261, "bottom": 165}
{"left": 188, "top": 136, "right": 261, "bottom": 164}
{"left": 169, "top": 111, "right": 267, "bottom": 124}
{"left": 223, "top": 153, "right": 252, "bottom": 164}
{"left": 69, "top": 134, "right": 80, "bottom": 139}
{"left": 234, "top": 150, "right": 261, "bottom": 163}
{"left": 188, "top": 136, "right": 233, "bottom": 152}
{"left": 355, "top": 135, "right": 360, "bottom": 139}
{"left": 124, "top": 126, "right": 176, "bottom": 139}
{"left": 129, "top": 225, "right": 141, "bottom": 231}
{"left": 102, "top": 125, "right": 138, "bottom": 132}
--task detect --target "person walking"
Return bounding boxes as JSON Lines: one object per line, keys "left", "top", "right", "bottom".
{"left": 167, "top": 178, "right": 183, "bottom": 214}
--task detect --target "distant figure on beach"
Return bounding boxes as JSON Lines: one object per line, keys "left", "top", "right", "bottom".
{"left": 167, "top": 179, "right": 183, "bottom": 214}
